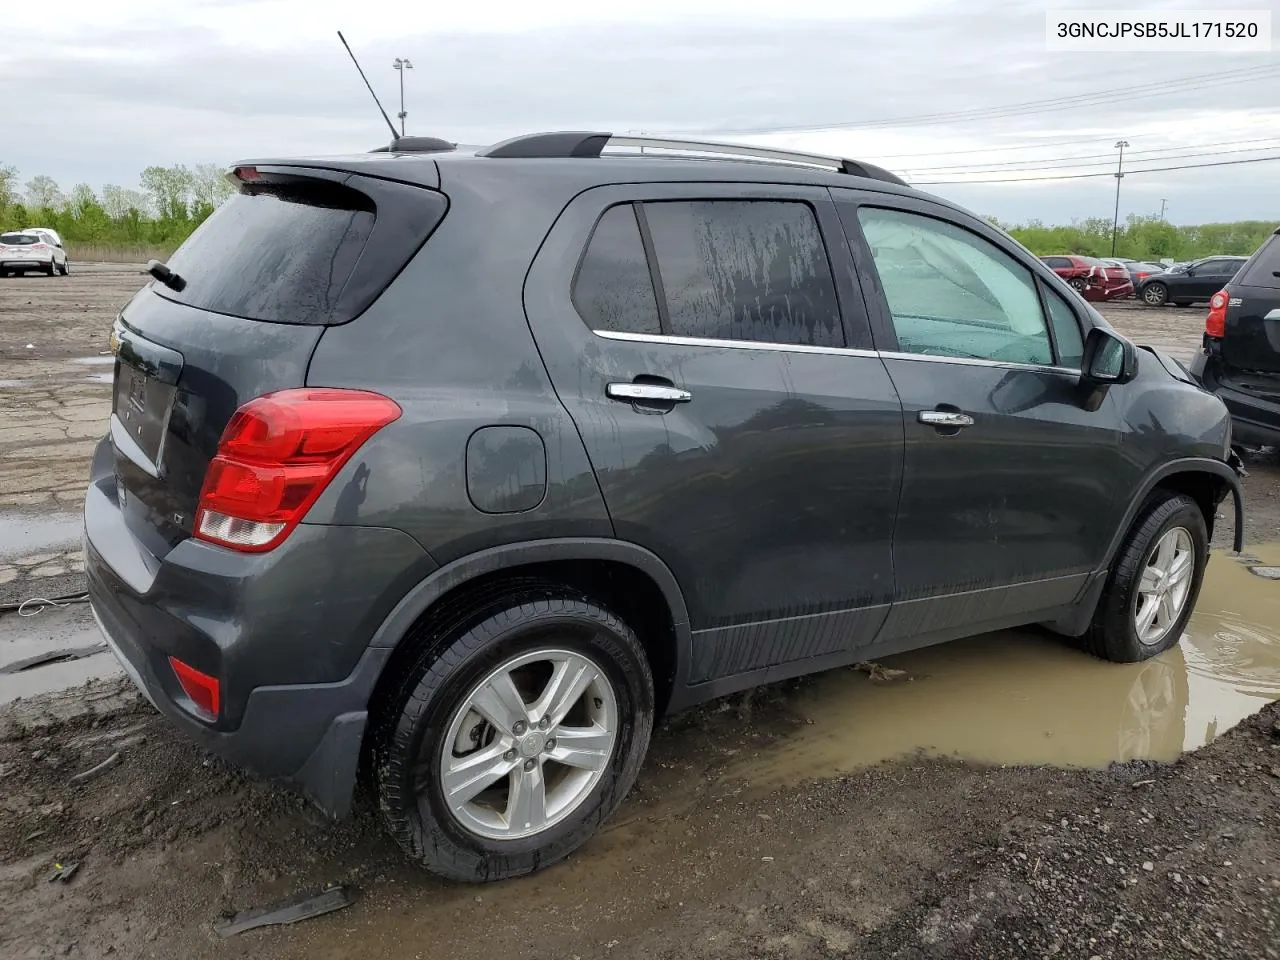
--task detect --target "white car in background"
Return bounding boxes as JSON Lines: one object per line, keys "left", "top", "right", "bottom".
{"left": 0, "top": 229, "right": 70, "bottom": 277}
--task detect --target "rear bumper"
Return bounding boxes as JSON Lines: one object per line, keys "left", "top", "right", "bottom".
{"left": 1, "top": 259, "right": 53, "bottom": 269}
{"left": 1189, "top": 350, "right": 1280, "bottom": 447}
{"left": 83, "top": 435, "right": 433, "bottom": 817}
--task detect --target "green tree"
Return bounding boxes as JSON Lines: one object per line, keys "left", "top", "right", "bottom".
{"left": 140, "top": 164, "right": 195, "bottom": 223}
{"left": 24, "top": 175, "right": 63, "bottom": 211}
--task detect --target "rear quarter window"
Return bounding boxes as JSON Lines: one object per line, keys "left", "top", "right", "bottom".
{"left": 159, "top": 176, "right": 447, "bottom": 325}
{"left": 1236, "top": 237, "right": 1280, "bottom": 289}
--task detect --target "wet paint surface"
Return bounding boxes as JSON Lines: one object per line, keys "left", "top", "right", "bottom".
{"left": 0, "top": 511, "right": 83, "bottom": 559}
{"left": 732, "top": 545, "right": 1280, "bottom": 786}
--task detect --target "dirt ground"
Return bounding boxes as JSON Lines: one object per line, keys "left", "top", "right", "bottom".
{"left": 2, "top": 272, "right": 1279, "bottom": 960}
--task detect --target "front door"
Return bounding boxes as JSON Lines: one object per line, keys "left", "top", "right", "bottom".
{"left": 524, "top": 183, "right": 904, "bottom": 683}
{"left": 835, "top": 193, "right": 1125, "bottom": 646}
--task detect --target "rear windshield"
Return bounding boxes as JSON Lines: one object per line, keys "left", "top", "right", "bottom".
{"left": 1, "top": 233, "right": 40, "bottom": 245}
{"left": 159, "top": 176, "right": 446, "bottom": 325}
{"left": 1236, "top": 234, "right": 1280, "bottom": 290}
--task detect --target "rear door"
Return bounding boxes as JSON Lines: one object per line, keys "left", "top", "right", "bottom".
{"left": 524, "top": 183, "right": 904, "bottom": 683}
{"left": 107, "top": 167, "right": 447, "bottom": 559}
{"left": 834, "top": 191, "right": 1124, "bottom": 644}
{"left": 1188, "top": 259, "right": 1233, "bottom": 299}
{"left": 1224, "top": 233, "right": 1280, "bottom": 375}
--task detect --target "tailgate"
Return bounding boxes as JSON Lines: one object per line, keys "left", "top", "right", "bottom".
{"left": 109, "top": 294, "right": 323, "bottom": 559}
{"left": 1222, "top": 286, "right": 1280, "bottom": 374}
{"left": 106, "top": 165, "right": 448, "bottom": 560}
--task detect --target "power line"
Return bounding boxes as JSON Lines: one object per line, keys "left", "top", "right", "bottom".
{"left": 716, "top": 63, "right": 1280, "bottom": 135}
{"left": 912, "top": 153, "right": 1280, "bottom": 186}
{"left": 896, "top": 136, "right": 1280, "bottom": 173}
{"left": 868, "top": 135, "right": 1122, "bottom": 161}
{"left": 902, "top": 142, "right": 1280, "bottom": 177}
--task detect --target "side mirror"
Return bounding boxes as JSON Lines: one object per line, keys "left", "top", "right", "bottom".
{"left": 1082, "top": 327, "right": 1138, "bottom": 384}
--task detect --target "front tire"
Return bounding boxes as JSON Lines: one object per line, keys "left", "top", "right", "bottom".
{"left": 1085, "top": 493, "right": 1207, "bottom": 663}
{"left": 1142, "top": 282, "right": 1169, "bottom": 306}
{"left": 1069, "top": 277, "right": 1087, "bottom": 292}
{"left": 374, "top": 592, "right": 655, "bottom": 882}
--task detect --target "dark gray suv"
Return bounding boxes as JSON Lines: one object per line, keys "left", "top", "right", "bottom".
{"left": 84, "top": 132, "right": 1245, "bottom": 882}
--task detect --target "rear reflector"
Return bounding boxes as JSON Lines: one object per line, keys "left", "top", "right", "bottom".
{"left": 1205, "top": 290, "right": 1229, "bottom": 339}
{"left": 194, "top": 388, "right": 401, "bottom": 553}
{"left": 169, "top": 656, "right": 220, "bottom": 718}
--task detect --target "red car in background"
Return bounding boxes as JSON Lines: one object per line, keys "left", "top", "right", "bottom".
{"left": 1040, "top": 255, "right": 1134, "bottom": 302}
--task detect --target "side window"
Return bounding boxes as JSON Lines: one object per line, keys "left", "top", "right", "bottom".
{"left": 1238, "top": 236, "right": 1280, "bottom": 290}
{"left": 641, "top": 200, "right": 844, "bottom": 348}
{"left": 1042, "top": 257, "right": 1070, "bottom": 269}
{"left": 572, "top": 204, "right": 661, "bottom": 336}
{"left": 1042, "top": 285, "right": 1085, "bottom": 368}
{"left": 856, "top": 207, "right": 1054, "bottom": 366}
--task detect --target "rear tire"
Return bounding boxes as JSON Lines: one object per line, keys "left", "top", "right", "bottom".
{"left": 1142, "top": 283, "right": 1169, "bottom": 306}
{"left": 45, "top": 261, "right": 57, "bottom": 277}
{"left": 58, "top": 260, "right": 69, "bottom": 276}
{"left": 1084, "top": 493, "right": 1207, "bottom": 663}
{"left": 373, "top": 591, "right": 655, "bottom": 882}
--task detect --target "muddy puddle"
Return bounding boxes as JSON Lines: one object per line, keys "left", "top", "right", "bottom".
{"left": 0, "top": 605, "right": 116, "bottom": 705}
{"left": 0, "top": 511, "right": 82, "bottom": 560}
{"left": 733, "top": 545, "right": 1280, "bottom": 787}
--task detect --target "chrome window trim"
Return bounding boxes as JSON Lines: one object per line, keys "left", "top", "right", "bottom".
{"left": 591, "top": 329, "right": 878, "bottom": 358}
{"left": 877, "top": 350, "right": 1081, "bottom": 377}
{"left": 591, "top": 329, "right": 1082, "bottom": 375}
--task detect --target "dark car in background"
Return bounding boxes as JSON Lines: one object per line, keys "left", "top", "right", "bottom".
{"left": 1040, "top": 255, "right": 1134, "bottom": 301}
{"left": 1190, "top": 228, "right": 1280, "bottom": 447}
{"left": 1137, "top": 256, "right": 1248, "bottom": 307}
{"left": 85, "top": 131, "right": 1244, "bottom": 883}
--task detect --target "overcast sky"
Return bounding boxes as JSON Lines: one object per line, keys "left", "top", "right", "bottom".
{"left": 2, "top": 0, "right": 1278, "bottom": 225}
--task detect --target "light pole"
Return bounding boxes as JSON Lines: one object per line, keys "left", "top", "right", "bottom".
{"left": 392, "top": 58, "right": 413, "bottom": 137}
{"left": 1111, "top": 139, "right": 1129, "bottom": 257}
{"left": 1159, "top": 198, "right": 1169, "bottom": 220}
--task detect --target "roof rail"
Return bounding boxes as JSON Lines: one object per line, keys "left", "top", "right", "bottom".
{"left": 473, "top": 131, "right": 908, "bottom": 186}
{"left": 369, "top": 136, "right": 458, "bottom": 154}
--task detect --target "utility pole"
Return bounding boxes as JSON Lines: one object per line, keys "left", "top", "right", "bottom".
{"left": 392, "top": 57, "right": 413, "bottom": 136}
{"left": 1158, "top": 198, "right": 1168, "bottom": 220}
{"left": 1111, "top": 139, "right": 1129, "bottom": 257}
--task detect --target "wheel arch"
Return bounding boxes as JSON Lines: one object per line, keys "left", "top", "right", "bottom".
{"left": 1046, "top": 458, "right": 1242, "bottom": 639}
{"left": 362, "top": 538, "right": 693, "bottom": 728}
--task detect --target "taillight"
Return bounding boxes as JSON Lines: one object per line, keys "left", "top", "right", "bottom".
{"left": 169, "top": 656, "right": 220, "bottom": 719}
{"left": 194, "top": 388, "right": 401, "bottom": 552}
{"left": 32, "top": 243, "right": 49, "bottom": 250}
{"left": 1205, "top": 290, "right": 1229, "bottom": 339}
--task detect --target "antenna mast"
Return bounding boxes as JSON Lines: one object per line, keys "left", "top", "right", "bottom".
{"left": 337, "top": 30, "right": 399, "bottom": 142}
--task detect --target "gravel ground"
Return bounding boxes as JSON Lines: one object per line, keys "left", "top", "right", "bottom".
{"left": 1, "top": 274, "right": 1278, "bottom": 960}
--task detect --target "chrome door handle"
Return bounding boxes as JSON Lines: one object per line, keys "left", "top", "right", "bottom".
{"left": 918, "top": 410, "right": 974, "bottom": 428}
{"left": 607, "top": 383, "right": 692, "bottom": 403}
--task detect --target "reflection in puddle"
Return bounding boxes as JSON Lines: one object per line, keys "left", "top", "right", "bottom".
{"left": 0, "top": 511, "right": 83, "bottom": 559}
{"left": 735, "top": 545, "right": 1280, "bottom": 786}
{"left": 0, "top": 379, "right": 34, "bottom": 388}
{"left": 84, "top": 372, "right": 113, "bottom": 384}
{"left": 68, "top": 356, "right": 114, "bottom": 366}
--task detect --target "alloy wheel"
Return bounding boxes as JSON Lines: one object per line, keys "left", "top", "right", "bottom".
{"left": 434, "top": 648, "right": 618, "bottom": 841}
{"left": 1134, "top": 526, "right": 1195, "bottom": 646}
